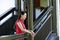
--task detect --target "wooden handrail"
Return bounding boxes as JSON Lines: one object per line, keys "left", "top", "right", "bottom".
{"left": 0, "top": 33, "right": 28, "bottom": 40}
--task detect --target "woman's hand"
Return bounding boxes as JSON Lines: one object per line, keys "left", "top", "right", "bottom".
{"left": 30, "top": 30, "right": 35, "bottom": 37}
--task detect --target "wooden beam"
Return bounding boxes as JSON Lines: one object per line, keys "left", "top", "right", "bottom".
{"left": 27, "top": 0, "right": 34, "bottom": 40}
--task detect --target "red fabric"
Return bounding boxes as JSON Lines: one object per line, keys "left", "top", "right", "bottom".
{"left": 15, "top": 19, "right": 26, "bottom": 34}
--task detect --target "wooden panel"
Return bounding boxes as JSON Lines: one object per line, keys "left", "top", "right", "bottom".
{"left": 34, "top": 0, "right": 40, "bottom": 8}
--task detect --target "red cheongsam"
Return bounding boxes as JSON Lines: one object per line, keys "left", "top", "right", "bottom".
{"left": 16, "top": 19, "right": 26, "bottom": 40}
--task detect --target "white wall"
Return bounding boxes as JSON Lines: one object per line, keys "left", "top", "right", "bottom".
{"left": 56, "top": 0, "right": 59, "bottom": 39}
{"left": 0, "top": 0, "right": 15, "bottom": 16}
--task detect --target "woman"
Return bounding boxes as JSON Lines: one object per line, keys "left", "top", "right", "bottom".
{"left": 15, "top": 11, "right": 34, "bottom": 40}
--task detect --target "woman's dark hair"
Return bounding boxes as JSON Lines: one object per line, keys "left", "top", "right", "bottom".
{"left": 18, "top": 11, "right": 27, "bottom": 19}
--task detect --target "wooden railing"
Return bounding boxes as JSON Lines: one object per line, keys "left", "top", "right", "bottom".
{"left": 0, "top": 33, "right": 28, "bottom": 40}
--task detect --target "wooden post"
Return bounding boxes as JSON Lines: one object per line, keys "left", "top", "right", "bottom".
{"left": 15, "top": 0, "right": 21, "bottom": 14}
{"left": 27, "top": 0, "right": 34, "bottom": 40}
{"left": 49, "top": 0, "right": 57, "bottom": 34}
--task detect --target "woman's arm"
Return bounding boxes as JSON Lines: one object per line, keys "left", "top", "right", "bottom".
{"left": 17, "top": 22, "right": 31, "bottom": 34}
